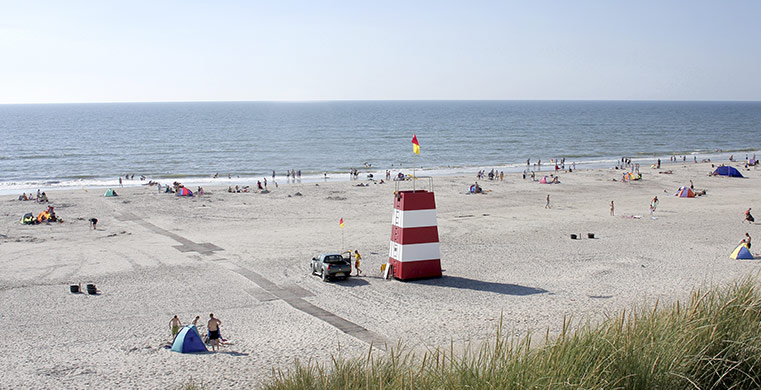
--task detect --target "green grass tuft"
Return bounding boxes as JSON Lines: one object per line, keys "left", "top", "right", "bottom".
{"left": 264, "top": 277, "right": 761, "bottom": 389}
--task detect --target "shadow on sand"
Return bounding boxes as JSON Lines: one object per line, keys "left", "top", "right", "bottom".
{"left": 217, "top": 350, "right": 249, "bottom": 357}
{"left": 333, "top": 277, "right": 370, "bottom": 287}
{"left": 415, "top": 275, "right": 548, "bottom": 296}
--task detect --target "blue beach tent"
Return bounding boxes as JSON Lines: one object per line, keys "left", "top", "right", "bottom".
{"left": 171, "top": 325, "right": 208, "bottom": 353}
{"left": 730, "top": 244, "right": 754, "bottom": 260}
{"left": 713, "top": 166, "right": 744, "bottom": 178}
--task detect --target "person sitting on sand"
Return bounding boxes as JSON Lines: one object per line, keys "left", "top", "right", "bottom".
{"left": 740, "top": 233, "right": 752, "bottom": 249}
{"left": 89, "top": 218, "right": 98, "bottom": 230}
{"left": 207, "top": 313, "right": 222, "bottom": 352}
{"left": 170, "top": 315, "right": 182, "bottom": 338}
{"left": 745, "top": 208, "right": 754, "bottom": 224}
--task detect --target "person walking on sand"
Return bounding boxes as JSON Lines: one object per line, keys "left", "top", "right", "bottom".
{"left": 354, "top": 250, "right": 363, "bottom": 276}
{"left": 545, "top": 194, "right": 551, "bottom": 209}
{"left": 170, "top": 315, "right": 182, "bottom": 338}
{"left": 207, "top": 313, "right": 222, "bottom": 352}
{"left": 192, "top": 315, "right": 200, "bottom": 327}
{"left": 610, "top": 201, "right": 615, "bottom": 216}
{"left": 745, "top": 208, "right": 755, "bottom": 223}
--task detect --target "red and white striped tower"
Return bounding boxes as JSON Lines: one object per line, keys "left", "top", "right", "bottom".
{"left": 388, "top": 188, "right": 442, "bottom": 280}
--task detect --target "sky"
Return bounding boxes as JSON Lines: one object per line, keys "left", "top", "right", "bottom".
{"left": 1, "top": 1, "right": 760, "bottom": 104}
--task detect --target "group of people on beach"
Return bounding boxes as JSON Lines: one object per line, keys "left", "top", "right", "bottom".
{"left": 18, "top": 189, "right": 48, "bottom": 202}
{"left": 170, "top": 313, "right": 224, "bottom": 352}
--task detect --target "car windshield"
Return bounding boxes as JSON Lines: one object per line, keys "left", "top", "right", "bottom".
{"left": 324, "top": 255, "right": 343, "bottom": 263}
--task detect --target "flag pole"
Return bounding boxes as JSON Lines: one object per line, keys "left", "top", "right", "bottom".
{"left": 413, "top": 154, "right": 416, "bottom": 192}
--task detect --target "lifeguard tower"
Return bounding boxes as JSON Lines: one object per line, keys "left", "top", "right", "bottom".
{"left": 388, "top": 177, "right": 442, "bottom": 280}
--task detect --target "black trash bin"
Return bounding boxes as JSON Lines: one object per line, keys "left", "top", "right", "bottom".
{"left": 70, "top": 285, "right": 80, "bottom": 293}
{"left": 86, "top": 284, "right": 97, "bottom": 295}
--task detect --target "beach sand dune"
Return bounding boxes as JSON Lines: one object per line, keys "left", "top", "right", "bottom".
{"left": 1, "top": 163, "right": 759, "bottom": 388}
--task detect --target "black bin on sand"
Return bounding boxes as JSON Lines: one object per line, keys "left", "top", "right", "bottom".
{"left": 570, "top": 234, "right": 578, "bottom": 240}
{"left": 70, "top": 285, "right": 80, "bottom": 293}
{"left": 86, "top": 284, "right": 97, "bottom": 295}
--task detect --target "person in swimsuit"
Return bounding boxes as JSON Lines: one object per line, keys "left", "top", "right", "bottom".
{"left": 207, "top": 313, "right": 222, "bottom": 352}
{"left": 170, "top": 315, "right": 182, "bottom": 338}
{"left": 354, "top": 250, "right": 362, "bottom": 276}
{"left": 745, "top": 208, "right": 755, "bottom": 223}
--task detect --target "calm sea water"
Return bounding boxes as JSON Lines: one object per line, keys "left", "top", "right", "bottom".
{"left": 1, "top": 101, "right": 760, "bottom": 192}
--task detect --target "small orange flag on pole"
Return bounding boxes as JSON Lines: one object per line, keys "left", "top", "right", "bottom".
{"left": 412, "top": 134, "right": 420, "bottom": 155}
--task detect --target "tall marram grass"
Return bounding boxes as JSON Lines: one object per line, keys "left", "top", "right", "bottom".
{"left": 265, "top": 278, "right": 761, "bottom": 389}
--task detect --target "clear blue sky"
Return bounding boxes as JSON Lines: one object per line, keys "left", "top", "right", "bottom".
{"left": 2, "top": 1, "right": 760, "bottom": 103}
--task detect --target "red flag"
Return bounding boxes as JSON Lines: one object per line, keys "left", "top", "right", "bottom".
{"left": 339, "top": 218, "right": 344, "bottom": 228}
{"left": 411, "top": 134, "right": 420, "bottom": 155}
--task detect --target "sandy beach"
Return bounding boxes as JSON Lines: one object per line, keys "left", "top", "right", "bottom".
{"left": 1, "top": 162, "right": 759, "bottom": 389}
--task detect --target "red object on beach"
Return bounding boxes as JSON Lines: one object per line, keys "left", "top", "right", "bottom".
{"left": 389, "top": 190, "right": 442, "bottom": 280}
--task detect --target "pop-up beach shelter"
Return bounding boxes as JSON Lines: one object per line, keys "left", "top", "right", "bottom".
{"left": 539, "top": 176, "right": 548, "bottom": 184}
{"left": 674, "top": 186, "right": 695, "bottom": 198}
{"left": 20, "top": 212, "right": 35, "bottom": 224}
{"left": 171, "top": 325, "right": 207, "bottom": 353}
{"left": 713, "top": 166, "right": 744, "bottom": 177}
{"left": 730, "top": 244, "right": 754, "bottom": 260}
{"left": 176, "top": 187, "right": 193, "bottom": 197}
{"left": 104, "top": 188, "right": 116, "bottom": 197}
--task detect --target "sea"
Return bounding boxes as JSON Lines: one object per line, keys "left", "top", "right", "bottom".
{"left": 1, "top": 100, "right": 760, "bottom": 194}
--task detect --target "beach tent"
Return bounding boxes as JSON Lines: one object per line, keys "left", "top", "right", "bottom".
{"left": 625, "top": 172, "right": 641, "bottom": 181}
{"left": 176, "top": 187, "right": 193, "bottom": 197}
{"left": 730, "top": 244, "right": 754, "bottom": 260}
{"left": 170, "top": 325, "right": 208, "bottom": 353}
{"left": 674, "top": 186, "right": 695, "bottom": 198}
{"left": 712, "top": 166, "right": 743, "bottom": 177}
{"left": 104, "top": 188, "right": 116, "bottom": 197}
{"left": 20, "top": 212, "right": 35, "bottom": 224}
{"left": 539, "top": 176, "right": 548, "bottom": 184}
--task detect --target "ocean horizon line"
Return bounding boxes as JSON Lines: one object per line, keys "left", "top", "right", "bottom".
{"left": 3, "top": 98, "right": 761, "bottom": 106}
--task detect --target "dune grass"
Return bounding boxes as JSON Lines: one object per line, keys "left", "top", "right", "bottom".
{"left": 265, "top": 278, "right": 761, "bottom": 389}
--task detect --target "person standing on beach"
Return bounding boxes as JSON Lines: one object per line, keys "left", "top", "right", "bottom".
{"left": 650, "top": 196, "right": 659, "bottom": 217}
{"left": 207, "top": 313, "right": 222, "bottom": 352}
{"left": 119, "top": 177, "right": 123, "bottom": 187}
{"left": 354, "top": 250, "right": 362, "bottom": 276}
{"left": 545, "top": 194, "right": 551, "bottom": 209}
{"left": 192, "top": 315, "right": 200, "bottom": 327}
{"left": 170, "top": 315, "right": 182, "bottom": 338}
{"left": 610, "top": 201, "right": 615, "bottom": 216}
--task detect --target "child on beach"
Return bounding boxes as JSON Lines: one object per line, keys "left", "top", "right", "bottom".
{"left": 610, "top": 201, "right": 614, "bottom": 216}
{"left": 545, "top": 194, "right": 551, "bottom": 209}
{"left": 170, "top": 315, "right": 182, "bottom": 338}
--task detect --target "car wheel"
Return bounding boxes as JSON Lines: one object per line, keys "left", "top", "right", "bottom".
{"left": 321, "top": 269, "right": 328, "bottom": 282}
